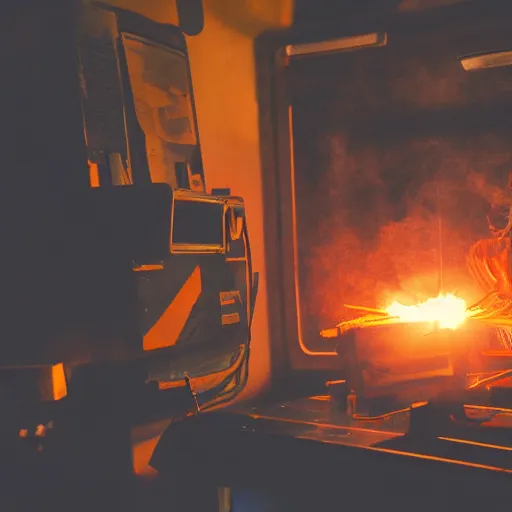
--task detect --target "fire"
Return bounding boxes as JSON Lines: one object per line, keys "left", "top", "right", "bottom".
{"left": 316, "top": 168, "right": 512, "bottom": 345}
{"left": 320, "top": 289, "right": 512, "bottom": 339}
{"left": 385, "top": 294, "right": 468, "bottom": 330}
{"left": 319, "top": 231, "right": 512, "bottom": 340}
{"left": 320, "top": 293, "right": 479, "bottom": 338}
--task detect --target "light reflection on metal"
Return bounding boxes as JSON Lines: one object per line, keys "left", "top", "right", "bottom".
{"left": 468, "top": 369, "right": 512, "bottom": 389}
{"left": 0, "top": 363, "right": 68, "bottom": 402}
{"left": 51, "top": 363, "right": 68, "bottom": 401}
{"left": 288, "top": 105, "right": 337, "bottom": 356}
{"left": 220, "top": 290, "right": 242, "bottom": 306}
{"left": 285, "top": 33, "right": 387, "bottom": 59}
{"left": 460, "top": 50, "right": 512, "bottom": 71}
{"left": 222, "top": 313, "right": 241, "bottom": 326}
{"left": 228, "top": 206, "right": 244, "bottom": 240}
{"left": 133, "top": 263, "right": 164, "bottom": 272}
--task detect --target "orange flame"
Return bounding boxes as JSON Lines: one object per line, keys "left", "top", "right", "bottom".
{"left": 385, "top": 293, "right": 468, "bottom": 330}
{"left": 320, "top": 293, "right": 479, "bottom": 338}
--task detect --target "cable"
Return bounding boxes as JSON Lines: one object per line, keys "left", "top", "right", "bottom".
{"left": 199, "top": 215, "right": 255, "bottom": 411}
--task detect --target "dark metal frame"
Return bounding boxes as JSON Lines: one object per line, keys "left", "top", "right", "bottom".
{"left": 254, "top": 16, "right": 392, "bottom": 374}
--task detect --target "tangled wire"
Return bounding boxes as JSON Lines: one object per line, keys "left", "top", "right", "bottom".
{"left": 466, "top": 210, "right": 512, "bottom": 350}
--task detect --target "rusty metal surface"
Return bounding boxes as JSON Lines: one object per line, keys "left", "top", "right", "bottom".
{"left": 231, "top": 395, "right": 512, "bottom": 471}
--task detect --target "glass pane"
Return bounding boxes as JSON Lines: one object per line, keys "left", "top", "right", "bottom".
{"left": 123, "top": 34, "right": 198, "bottom": 187}
{"left": 172, "top": 200, "right": 224, "bottom": 248}
{"left": 288, "top": 29, "right": 512, "bottom": 356}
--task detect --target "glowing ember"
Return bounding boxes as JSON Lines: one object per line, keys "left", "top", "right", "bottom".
{"left": 385, "top": 294, "right": 468, "bottom": 330}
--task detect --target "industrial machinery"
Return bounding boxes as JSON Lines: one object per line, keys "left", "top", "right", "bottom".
{"left": 0, "top": 0, "right": 257, "bottom": 506}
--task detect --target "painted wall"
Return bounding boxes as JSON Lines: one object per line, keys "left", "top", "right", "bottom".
{"left": 106, "top": 0, "right": 294, "bottom": 398}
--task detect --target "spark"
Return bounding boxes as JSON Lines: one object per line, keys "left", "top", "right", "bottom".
{"left": 385, "top": 294, "right": 467, "bottom": 330}
{"left": 320, "top": 220, "right": 512, "bottom": 344}
{"left": 320, "top": 293, "right": 512, "bottom": 339}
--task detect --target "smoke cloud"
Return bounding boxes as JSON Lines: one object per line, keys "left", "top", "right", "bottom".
{"left": 295, "top": 132, "right": 512, "bottom": 340}
{"left": 289, "top": 40, "right": 512, "bottom": 349}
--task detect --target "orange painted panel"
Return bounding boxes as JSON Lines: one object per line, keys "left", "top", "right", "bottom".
{"left": 143, "top": 266, "right": 202, "bottom": 351}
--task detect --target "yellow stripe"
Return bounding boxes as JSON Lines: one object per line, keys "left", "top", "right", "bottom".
{"left": 143, "top": 266, "right": 202, "bottom": 351}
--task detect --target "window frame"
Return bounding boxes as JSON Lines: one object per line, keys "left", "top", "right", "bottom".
{"left": 255, "top": 1, "right": 512, "bottom": 373}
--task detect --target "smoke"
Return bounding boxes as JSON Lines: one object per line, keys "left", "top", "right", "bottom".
{"left": 288, "top": 38, "right": 512, "bottom": 345}
{"left": 296, "top": 132, "right": 512, "bottom": 336}
{"left": 467, "top": 170, "right": 512, "bottom": 208}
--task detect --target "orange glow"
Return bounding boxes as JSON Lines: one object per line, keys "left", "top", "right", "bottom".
{"left": 88, "top": 160, "right": 100, "bottom": 188}
{"left": 133, "top": 264, "right": 165, "bottom": 272}
{"left": 320, "top": 223, "right": 512, "bottom": 339}
{"left": 385, "top": 293, "right": 468, "bottom": 330}
{"left": 143, "top": 266, "right": 202, "bottom": 351}
{"left": 51, "top": 362, "right": 68, "bottom": 401}
{"left": 320, "top": 290, "right": 512, "bottom": 337}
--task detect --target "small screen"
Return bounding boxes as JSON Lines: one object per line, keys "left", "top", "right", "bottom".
{"left": 172, "top": 200, "right": 224, "bottom": 247}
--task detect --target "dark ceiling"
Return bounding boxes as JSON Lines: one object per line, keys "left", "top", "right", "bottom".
{"left": 292, "top": 0, "right": 477, "bottom": 27}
